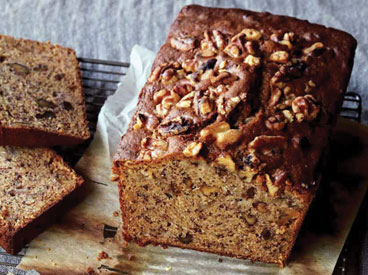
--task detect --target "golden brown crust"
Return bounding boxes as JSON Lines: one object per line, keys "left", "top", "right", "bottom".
{"left": 0, "top": 34, "right": 90, "bottom": 147}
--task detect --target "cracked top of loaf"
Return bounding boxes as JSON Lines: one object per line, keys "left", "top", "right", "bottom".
{"left": 114, "top": 5, "right": 356, "bottom": 197}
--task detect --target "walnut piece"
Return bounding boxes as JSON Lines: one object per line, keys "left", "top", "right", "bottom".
{"left": 200, "top": 185, "right": 220, "bottom": 195}
{"left": 215, "top": 154, "right": 236, "bottom": 172}
{"left": 291, "top": 95, "right": 320, "bottom": 122}
{"left": 269, "top": 51, "right": 289, "bottom": 63}
{"left": 242, "top": 28, "right": 262, "bottom": 40}
{"left": 183, "top": 142, "right": 202, "bottom": 157}
{"left": 224, "top": 44, "right": 240, "bottom": 58}
{"left": 303, "top": 42, "right": 324, "bottom": 55}
{"left": 244, "top": 55, "right": 261, "bottom": 66}
{"left": 265, "top": 115, "right": 286, "bottom": 130}
{"left": 212, "top": 30, "right": 226, "bottom": 50}
{"left": 200, "top": 121, "right": 241, "bottom": 149}
{"left": 265, "top": 174, "right": 279, "bottom": 197}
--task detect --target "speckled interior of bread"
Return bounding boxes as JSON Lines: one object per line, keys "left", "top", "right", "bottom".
{"left": 0, "top": 35, "right": 90, "bottom": 140}
{"left": 113, "top": 5, "right": 356, "bottom": 267}
{"left": 0, "top": 146, "right": 82, "bottom": 235}
{"left": 119, "top": 159, "right": 307, "bottom": 264}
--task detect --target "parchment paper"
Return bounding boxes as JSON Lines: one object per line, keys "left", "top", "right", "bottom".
{"left": 17, "top": 45, "right": 368, "bottom": 275}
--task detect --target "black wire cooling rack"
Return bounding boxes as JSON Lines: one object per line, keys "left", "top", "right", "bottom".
{"left": 0, "top": 58, "right": 363, "bottom": 275}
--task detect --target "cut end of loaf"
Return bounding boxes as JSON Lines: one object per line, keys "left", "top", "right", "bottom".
{"left": 0, "top": 146, "right": 84, "bottom": 254}
{"left": 114, "top": 158, "right": 310, "bottom": 266}
{"left": 0, "top": 34, "right": 90, "bottom": 146}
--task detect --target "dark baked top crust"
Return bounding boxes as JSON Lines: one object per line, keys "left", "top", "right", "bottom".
{"left": 114, "top": 5, "right": 356, "bottom": 197}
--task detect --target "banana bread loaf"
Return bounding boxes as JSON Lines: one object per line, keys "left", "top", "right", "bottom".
{"left": 0, "top": 34, "right": 90, "bottom": 147}
{"left": 113, "top": 5, "right": 357, "bottom": 266}
{"left": 0, "top": 146, "right": 84, "bottom": 254}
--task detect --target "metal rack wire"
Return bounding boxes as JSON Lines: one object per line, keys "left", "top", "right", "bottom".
{"left": 0, "top": 58, "right": 363, "bottom": 275}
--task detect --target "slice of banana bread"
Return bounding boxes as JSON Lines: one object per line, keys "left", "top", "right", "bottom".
{"left": 113, "top": 5, "right": 357, "bottom": 266}
{"left": 0, "top": 146, "right": 84, "bottom": 254}
{"left": 0, "top": 35, "right": 90, "bottom": 147}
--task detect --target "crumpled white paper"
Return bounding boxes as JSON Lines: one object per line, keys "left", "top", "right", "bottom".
{"left": 17, "top": 45, "right": 368, "bottom": 275}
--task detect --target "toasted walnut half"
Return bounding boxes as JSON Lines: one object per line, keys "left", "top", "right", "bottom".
{"left": 265, "top": 114, "right": 286, "bottom": 130}
{"left": 176, "top": 92, "right": 194, "bottom": 108}
{"left": 265, "top": 174, "right": 279, "bottom": 197}
{"left": 212, "top": 30, "right": 226, "bottom": 50}
{"left": 183, "top": 142, "right": 202, "bottom": 157}
{"left": 224, "top": 44, "right": 240, "bottom": 58}
{"left": 201, "top": 31, "right": 217, "bottom": 57}
{"left": 244, "top": 55, "right": 261, "bottom": 66}
{"left": 269, "top": 51, "right": 289, "bottom": 63}
{"left": 291, "top": 95, "right": 320, "bottom": 122}
{"left": 303, "top": 42, "right": 324, "bottom": 55}
{"left": 153, "top": 89, "right": 168, "bottom": 103}
{"left": 215, "top": 154, "right": 236, "bottom": 172}
{"left": 133, "top": 114, "right": 145, "bottom": 130}
{"left": 242, "top": 28, "right": 262, "bottom": 40}
{"left": 200, "top": 121, "right": 242, "bottom": 149}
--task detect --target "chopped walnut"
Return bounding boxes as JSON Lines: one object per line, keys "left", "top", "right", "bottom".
{"left": 161, "top": 69, "right": 178, "bottom": 85}
{"left": 170, "top": 36, "right": 196, "bottom": 51}
{"left": 153, "top": 89, "right": 168, "bottom": 103}
{"left": 200, "top": 121, "right": 241, "bottom": 149}
{"left": 265, "top": 115, "right": 286, "bottom": 130}
{"left": 269, "top": 88, "right": 282, "bottom": 106}
{"left": 200, "top": 185, "right": 220, "bottom": 195}
{"left": 212, "top": 30, "right": 226, "bottom": 50}
{"left": 162, "top": 90, "right": 180, "bottom": 110}
{"left": 201, "top": 32, "right": 217, "bottom": 57}
{"left": 242, "top": 28, "right": 262, "bottom": 40}
{"left": 148, "top": 66, "right": 162, "bottom": 83}
{"left": 303, "top": 42, "right": 324, "bottom": 55}
{"left": 199, "top": 97, "right": 212, "bottom": 115}
{"left": 176, "top": 91, "right": 194, "bottom": 108}
{"left": 133, "top": 114, "right": 144, "bottom": 130}
{"left": 265, "top": 174, "right": 279, "bottom": 197}
{"left": 244, "top": 55, "right": 261, "bottom": 66}
{"left": 269, "top": 51, "right": 289, "bottom": 63}
{"left": 183, "top": 142, "right": 202, "bottom": 157}
{"left": 224, "top": 44, "right": 240, "bottom": 58}
{"left": 182, "top": 59, "right": 197, "bottom": 72}
{"left": 282, "top": 110, "right": 294, "bottom": 123}
{"left": 291, "top": 95, "right": 320, "bottom": 122}
{"left": 215, "top": 154, "right": 236, "bottom": 171}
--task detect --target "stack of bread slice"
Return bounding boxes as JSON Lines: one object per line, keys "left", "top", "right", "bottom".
{"left": 0, "top": 34, "right": 90, "bottom": 254}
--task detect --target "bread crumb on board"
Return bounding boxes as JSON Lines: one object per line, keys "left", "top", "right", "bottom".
{"left": 97, "top": 250, "right": 110, "bottom": 261}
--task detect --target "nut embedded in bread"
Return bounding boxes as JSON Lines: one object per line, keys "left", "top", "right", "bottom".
{"left": 113, "top": 5, "right": 357, "bottom": 266}
{"left": 0, "top": 34, "right": 90, "bottom": 147}
{"left": 0, "top": 146, "right": 84, "bottom": 254}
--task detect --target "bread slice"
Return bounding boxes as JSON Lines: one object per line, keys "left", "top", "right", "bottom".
{"left": 0, "top": 146, "right": 84, "bottom": 254}
{"left": 113, "top": 5, "right": 356, "bottom": 266}
{"left": 0, "top": 34, "right": 90, "bottom": 147}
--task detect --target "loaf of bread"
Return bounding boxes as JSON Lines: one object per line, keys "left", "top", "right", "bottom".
{"left": 0, "top": 35, "right": 90, "bottom": 147}
{"left": 113, "top": 5, "right": 357, "bottom": 266}
{"left": 0, "top": 146, "right": 84, "bottom": 254}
